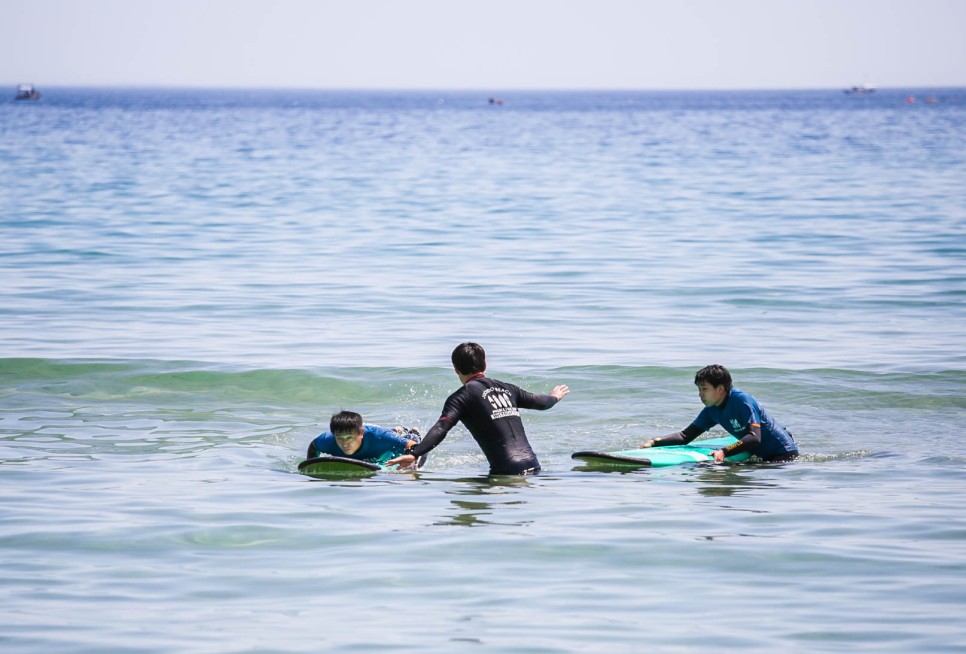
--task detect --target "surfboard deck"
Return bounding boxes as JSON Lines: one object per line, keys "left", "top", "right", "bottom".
{"left": 298, "top": 455, "right": 383, "bottom": 477}
{"left": 572, "top": 436, "right": 749, "bottom": 469}
{"left": 297, "top": 453, "right": 426, "bottom": 478}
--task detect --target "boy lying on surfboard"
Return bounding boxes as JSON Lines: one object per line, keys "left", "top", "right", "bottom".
{"left": 306, "top": 410, "right": 422, "bottom": 467}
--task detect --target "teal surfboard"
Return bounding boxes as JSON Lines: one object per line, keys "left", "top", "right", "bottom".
{"left": 572, "top": 436, "right": 749, "bottom": 469}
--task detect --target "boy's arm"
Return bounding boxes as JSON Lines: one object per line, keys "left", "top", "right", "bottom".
{"left": 711, "top": 399, "right": 762, "bottom": 462}
{"left": 716, "top": 423, "right": 761, "bottom": 458}
{"left": 641, "top": 423, "right": 704, "bottom": 448}
{"left": 306, "top": 434, "right": 325, "bottom": 459}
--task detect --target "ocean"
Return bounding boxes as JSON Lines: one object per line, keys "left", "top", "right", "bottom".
{"left": 2, "top": 87, "right": 965, "bottom": 652}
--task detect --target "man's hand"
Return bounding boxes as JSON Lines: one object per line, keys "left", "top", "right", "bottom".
{"left": 387, "top": 453, "right": 417, "bottom": 469}
{"left": 640, "top": 439, "right": 656, "bottom": 448}
{"left": 551, "top": 384, "right": 570, "bottom": 401}
{"left": 711, "top": 449, "right": 725, "bottom": 463}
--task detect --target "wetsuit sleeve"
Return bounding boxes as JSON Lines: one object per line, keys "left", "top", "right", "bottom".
{"left": 717, "top": 395, "right": 762, "bottom": 456}
{"left": 721, "top": 422, "right": 762, "bottom": 457}
{"left": 515, "top": 389, "right": 559, "bottom": 411}
{"left": 306, "top": 434, "right": 327, "bottom": 459}
{"left": 408, "top": 386, "right": 468, "bottom": 459}
{"left": 408, "top": 418, "right": 454, "bottom": 458}
{"left": 651, "top": 423, "right": 704, "bottom": 446}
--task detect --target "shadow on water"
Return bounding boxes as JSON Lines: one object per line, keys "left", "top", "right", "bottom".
{"left": 686, "top": 465, "right": 782, "bottom": 497}
{"left": 569, "top": 458, "right": 783, "bottom": 496}
{"left": 686, "top": 448, "right": 885, "bottom": 497}
{"left": 431, "top": 474, "right": 534, "bottom": 528}
{"left": 288, "top": 466, "right": 539, "bottom": 527}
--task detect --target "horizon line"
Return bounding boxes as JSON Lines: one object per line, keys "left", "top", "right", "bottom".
{"left": 6, "top": 82, "right": 966, "bottom": 93}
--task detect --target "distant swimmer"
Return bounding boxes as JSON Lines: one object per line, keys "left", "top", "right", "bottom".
{"left": 307, "top": 410, "right": 422, "bottom": 467}
{"left": 640, "top": 364, "right": 798, "bottom": 463}
{"left": 387, "top": 342, "right": 569, "bottom": 475}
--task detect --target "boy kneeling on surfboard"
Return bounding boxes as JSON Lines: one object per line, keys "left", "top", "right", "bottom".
{"left": 307, "top": 410, "right": 422, "bottom": 466}
{"left": 641, "top": 364, "right": 798, "bottom": 463}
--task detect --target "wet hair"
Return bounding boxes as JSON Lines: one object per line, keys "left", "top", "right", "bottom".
{"left": 452, "top": 342, "right": 486, "bottom": 375}
{"left": 329, "top": 410, "right": 363, "bottom": 436}
{"left": 694, "top": 364, "right": 732, "bottom": 391}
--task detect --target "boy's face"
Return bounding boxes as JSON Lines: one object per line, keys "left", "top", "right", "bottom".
{"left": 697, "top": 382, "right": 728, "bottom": 407}
{"left": 334, "top": 427, "right": 365, "bottom": 452}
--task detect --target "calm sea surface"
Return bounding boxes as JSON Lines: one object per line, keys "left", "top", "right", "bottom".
{"left": 1, "top": 88, "right": 965, "bottom": 652}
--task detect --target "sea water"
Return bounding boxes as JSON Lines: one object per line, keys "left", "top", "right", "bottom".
{"left": 1, "top": 88, "right": 965, "bottom": 652}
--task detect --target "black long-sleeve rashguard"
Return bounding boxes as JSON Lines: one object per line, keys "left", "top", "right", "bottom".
{"left": 409, "top": 375, "right": 559, "bottom": 475}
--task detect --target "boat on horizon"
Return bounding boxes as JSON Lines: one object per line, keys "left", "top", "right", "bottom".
{"left": 844, "top": 84, "right": 875, "bottom": 95}
{"left": 15, "top": 84, "right": 41, "bottom": 100}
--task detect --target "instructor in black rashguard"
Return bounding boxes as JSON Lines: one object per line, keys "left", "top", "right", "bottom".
{"left": 387, "top": 342, "right": 570, "bottom": 475}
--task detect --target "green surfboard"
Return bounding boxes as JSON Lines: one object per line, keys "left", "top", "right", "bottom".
{"left": 297, "top": 452, "right": 427, "bottom": 478}
{"left": 298, "top": 455, "right": 382, "bottom": 477}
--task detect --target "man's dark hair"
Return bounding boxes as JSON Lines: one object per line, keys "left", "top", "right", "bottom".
{"left": 330, "top": 410, "right": 363, "bottom": 436}
{"left": 694, "top": 364, "right": 733, "bottom": 391}
{"left": 452, "top": 342, "right": 486, "bottom": 375}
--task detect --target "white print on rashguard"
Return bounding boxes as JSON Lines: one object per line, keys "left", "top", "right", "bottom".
{"left": 483, "top": 388, "right": 520, "bottom": 419}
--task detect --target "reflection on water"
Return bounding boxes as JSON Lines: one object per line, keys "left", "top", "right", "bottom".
{"left": 434, "top": 475, "right": 534, "bottom": 527}
{"left": 690, "top": 465, "right": 782, "bottom": 497}
{"left": 570, "top": 463, "right": 645, "bottom": 474}
{"left": 568, "top": 459, "right": 785, "bottom": 496}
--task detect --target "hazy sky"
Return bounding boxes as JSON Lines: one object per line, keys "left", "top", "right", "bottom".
{"left": 3, "top": 0, "right": 964, "bottom": 90}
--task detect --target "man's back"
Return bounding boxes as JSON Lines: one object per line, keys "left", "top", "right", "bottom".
{"left": 441, "top": 377, "right": 542, "bottom": 474}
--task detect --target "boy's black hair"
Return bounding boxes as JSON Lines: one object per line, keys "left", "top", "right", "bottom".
{"left": 452, "top": 342, "right": 486, "bottom": 375}
{"left": 694, "top": 364, "right": 733, "bottom": 391}
{"left": 330, "top": 410, "right": 363, "bottom": 436}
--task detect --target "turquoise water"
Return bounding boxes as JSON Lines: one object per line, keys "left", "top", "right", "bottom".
{"left": 2, "top": 88, "right": 965, "bottom": 652}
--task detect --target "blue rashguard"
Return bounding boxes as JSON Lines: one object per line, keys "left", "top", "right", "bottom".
{"left": 691, "top": 388, "right": 798, "bottom": 461}
{"left": 306, "top": 425, "right": 417, "bottom": 465}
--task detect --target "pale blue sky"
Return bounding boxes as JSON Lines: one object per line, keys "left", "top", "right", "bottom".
{"left": 3, "top": 0, "right": 964, "bottom": 90}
